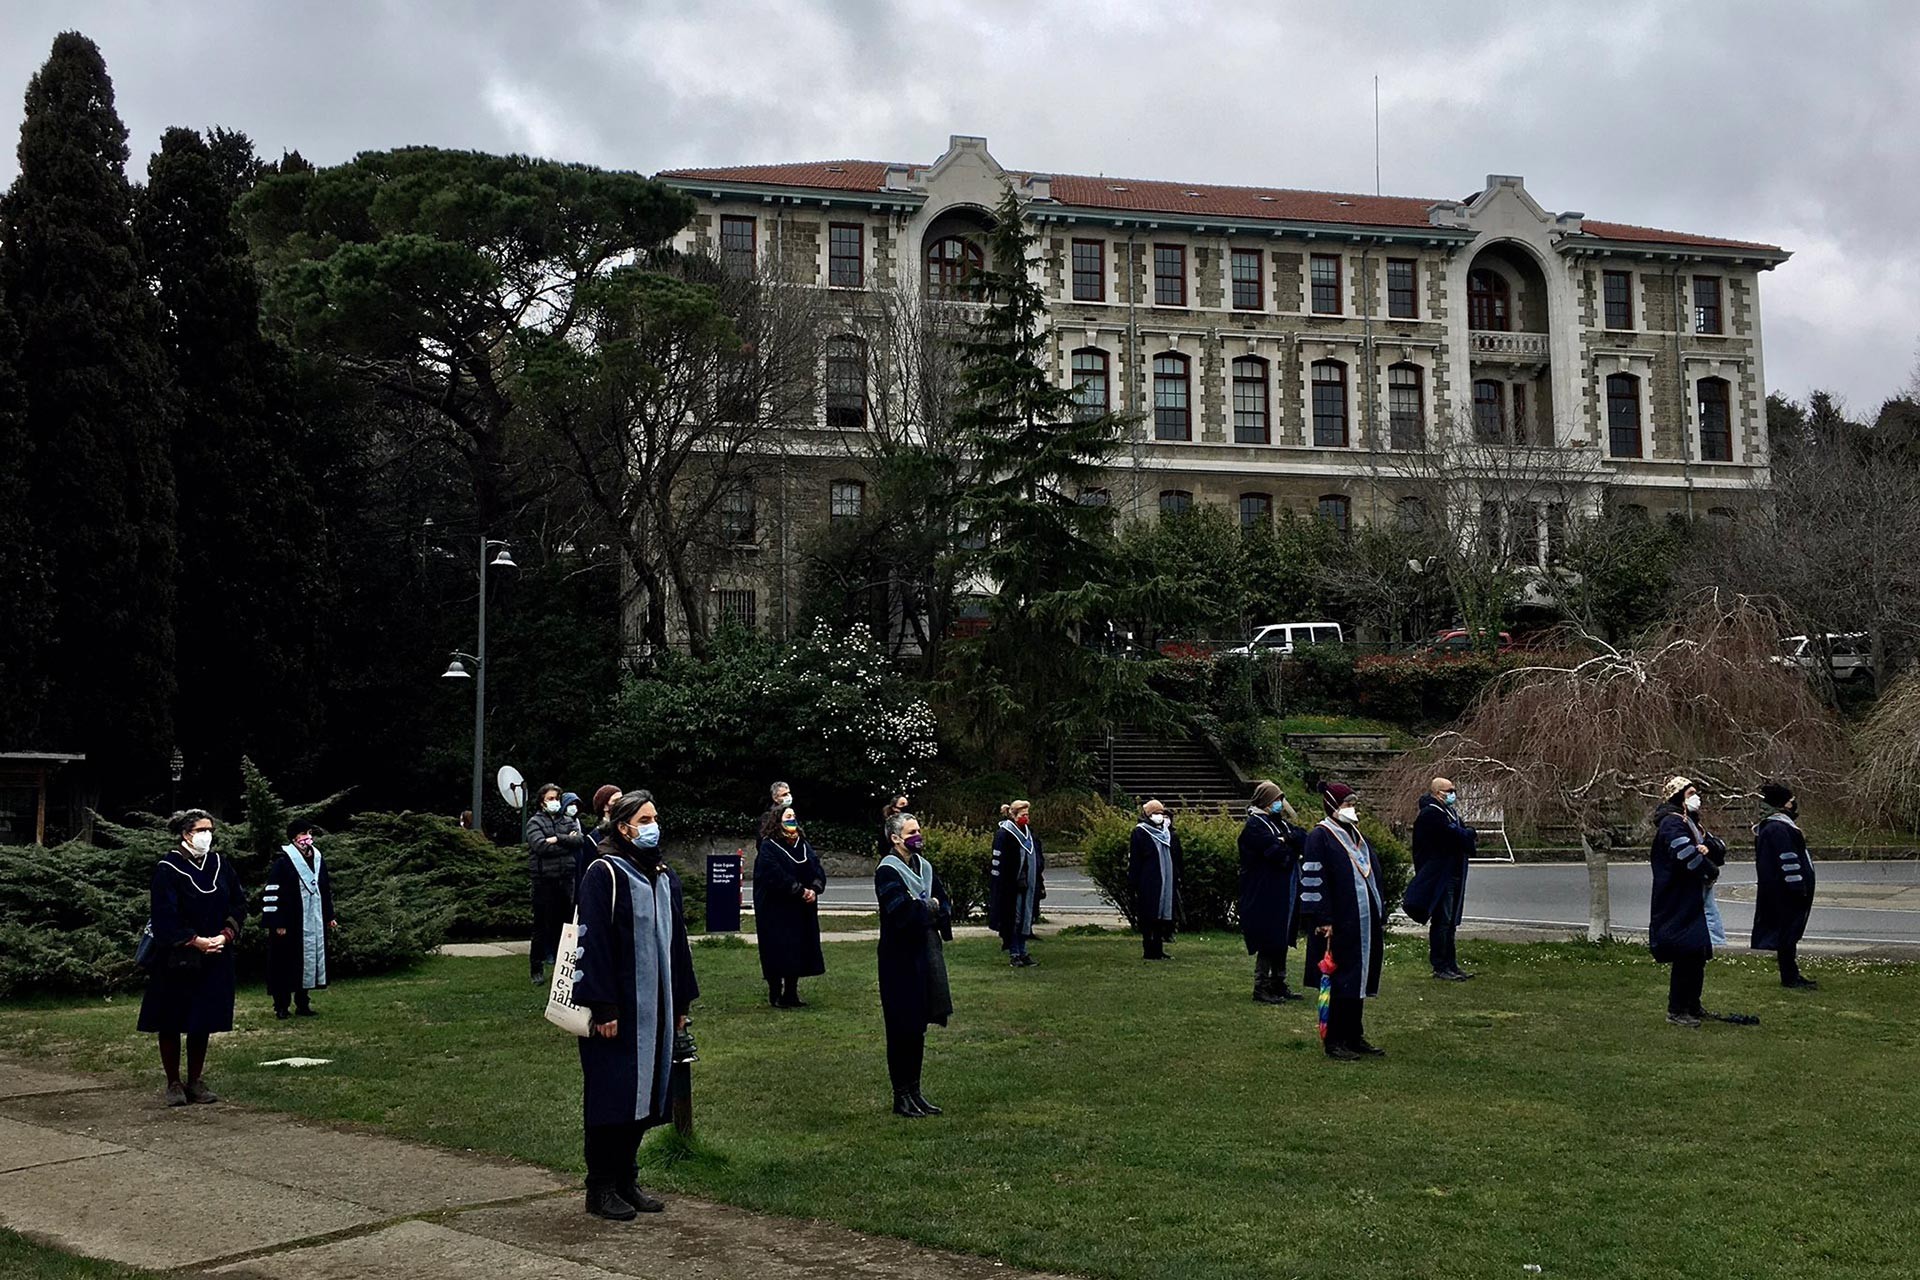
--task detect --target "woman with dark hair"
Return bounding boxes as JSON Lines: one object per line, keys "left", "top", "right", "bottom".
{"left": 1128, "top": 799, "right": 1182, "bottom": 960}
{"left": 987, "top": 800, "right": 1044, "bottom": 967}
{"left": 877, "top": 811, "right": 952, "bottom": 1118}
{"left": 262, "top": 818, "right": 337, "bottom": 1020}
{"left": 753, "top": 802, "right": 827, "bottom": 1007}
{"left": 1650, "top": 776, "right": 1727, "bottom": 1026}
{"left": 576, "top": 784, "right": 623, "bottom": 892}
{"left": 1298, "top": 778, "right": 1387, "bottom": 1062}
{"left": 527, "top": 781, "right": 585, "bottom": 985}
{"left": 878, "top": 793, "right": 911, "bottom": 856}
{"left": 138, "top": 809, "right": 247, "bottom": 1106}
{"left": 572, "top": 790, "right": 699, "bottom": 1220}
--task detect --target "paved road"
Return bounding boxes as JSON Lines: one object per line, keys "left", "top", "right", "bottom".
{"left": 783, "top": 861, "right": 1920, "bottom": 946}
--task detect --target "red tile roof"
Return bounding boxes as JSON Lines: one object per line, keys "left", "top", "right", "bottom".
{"left": 656, "top": 160, "right": 1782, "bottom": 254}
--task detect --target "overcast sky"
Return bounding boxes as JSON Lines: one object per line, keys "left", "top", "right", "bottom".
{"left": 4, "top": 0, "right": 1914, "bottom": 410}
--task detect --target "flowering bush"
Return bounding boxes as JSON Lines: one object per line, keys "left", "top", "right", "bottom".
{"left": 757, "top": 622, "right": 939, "bottom": 803}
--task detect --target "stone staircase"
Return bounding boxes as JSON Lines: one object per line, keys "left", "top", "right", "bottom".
{"left": 1284, "top": 732, "right": 1404, "bottom": 797}
{"left": 1089, "top": 726, "right": 1247, "bottom": 810}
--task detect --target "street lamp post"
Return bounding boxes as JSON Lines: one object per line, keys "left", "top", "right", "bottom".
{"left": 442, "top": 536, "right": 515, "bottom": 831}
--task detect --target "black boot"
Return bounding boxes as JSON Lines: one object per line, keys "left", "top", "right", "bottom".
{"left": 769, "top": 981, "right": 783, "bottom": 1009}
{"left": 1325, "top": 1042, "right": 1361, "bottom": 1061}
{"left": 782, "top": 978, "right": 806, "bottom": 1007}
{"left": 1275, "top": 982, "right": 1305, "bottom": 1002}
{"left": 586, "top": 1181, "right": 637, "bottom": 1221}
{"left": 620, "top": 1180, "right": 666, "bottom": 1212}
{"left": 1253, "top": 976, "right": 1286, "bottom": 1005}
{"left": 910, "top": 1082, "right": 942, "bottom": 1115}
{"left": 893, "top": 1091, "right": 928, "bottom": 1118}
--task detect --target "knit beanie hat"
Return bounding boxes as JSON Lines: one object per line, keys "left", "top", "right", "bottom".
{"left": 591, "top": 784, "right": 621, "bottom": 815}
{"left": 1251, "top": 780, "right": 1283, "bottom": 809}
{"left": 1759, "top": 782, "right": 1795, "bottom": 809}
{"left": 1318, "top": 780, "right": 1356, "bottom": 816}
{"left": 1663, "top": 776, "right": 1693, "bottom": 804}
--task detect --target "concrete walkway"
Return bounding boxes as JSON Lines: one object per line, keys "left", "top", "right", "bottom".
{"left": 0, "top": 1058, "right": 1071, "bottom": 1279}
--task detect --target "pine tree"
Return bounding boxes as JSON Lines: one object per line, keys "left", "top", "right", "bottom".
{"left": 0, "top": 32, "right": 178, "bottom": 801}
{"left": 947, "top": 185, "right": 1132, "bottom": 786}
{"left": 140, "top": 126, "right": 334, "bottom": 801}
{"left": 0, "top": 296, "right": 52, "bottom": 739}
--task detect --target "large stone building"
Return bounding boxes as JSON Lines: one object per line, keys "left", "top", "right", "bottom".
{"left": 653, "top": 135, "right": 1788, "bottom": 640}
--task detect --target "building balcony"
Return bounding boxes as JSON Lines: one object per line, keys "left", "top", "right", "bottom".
{"left": 1470, "top": 330, "right": 1551, "bottom": 361}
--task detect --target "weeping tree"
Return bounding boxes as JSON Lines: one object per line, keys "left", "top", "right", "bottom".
{"left": 1856, "top": 672, "right": 1920, "bottom": 833}
{"left": 1381, "top": 593, "right": 1844, "bottom": 939}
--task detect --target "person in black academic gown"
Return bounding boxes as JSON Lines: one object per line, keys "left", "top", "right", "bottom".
{"left": 876, "top": 812, "right": 952, "bottom": 1118}
{"left": 1239, "top": 780, "right": 1305, "bottom": 1002}
{"left": 753, "top": 802, "right": 827, "bottom": 1007}
{"left": 1751, "top": 781, "right": 1818, "bottom": 989}
{"left": 1402, "top": 776, "right": 1478, "bottom": 982}
{"left": 1128, "top": 799, "right": 1182, "bottom": 960}
{"left": 138, "top": 809, "right": 247, "bottom": 1106}
{"left": 1298, "top": 779, "right": 1387, "bottom": 1061}
{"left": 987, "top": 800, "right": 1045, "bottom": 966}
{"left": 262, "top": 819, "right": 337, "bottom": 1019}
{"left": 573, "top": 790, "right": 699, "bottom": 1221}
{"left": 1648, "top": 775, "right": 1726, "bottom": 1027}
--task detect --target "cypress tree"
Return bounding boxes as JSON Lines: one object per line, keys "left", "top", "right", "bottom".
{"left": 140, "top": 126, "right": 333, "bottom": 800}
{"left": 0, "top": 295, "right": 52, "bottom": 739}
{"left": 0, "top": 32, "right": 178, "bottom": 802}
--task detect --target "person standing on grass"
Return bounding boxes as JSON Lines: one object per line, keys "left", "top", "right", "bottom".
{"left": 1403, "top": 776, "right": 1478, "bottom": 982}
{"left": 879, "top": 793, "right": 911, "bottom": 856}
{"left": 877, "top": 811, "right": 952, "bottom": 1119}
{"left": 1649, "top": 776, "right": 1726, "bottom": 1028}
{"left": 988, "top": 800, "right": 1045, "bottom": 967}
{"left": 1129, "top": 799, "right": 1183, "bottom": 961}
{"left": 574, "top": 790, "right": 699, "bottom": 1220}
{"left": 262, "top": 819, "right": 337, "bottom": 1020}
{"left": 1298, "top": 778, "right": 1387, "bottom": 1061}
{"left": 1239, "top": 781, "right": 1305, "bottom": 1001}
{"left": 578, "top": 784, "right": 622, "bottom": 891}
{"left": 526, "top": 781, "right": 584, "bottom": 985}
{"left": 754, "top": 802, "right": 827, "bottom": 1008}
{"left": 1752, "top": 782, "right": 1819, "bottom": 989}
{"left": 139, "top": 809, "right": 247, "bottom": 1107}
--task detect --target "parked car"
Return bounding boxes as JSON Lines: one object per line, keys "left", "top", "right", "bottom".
{"left": 1426, "top": 628, "right": 1515, "bottom": 655}
{"left": 1222, "top": 622, "right": 1345, "bottom": 656}
{"left": 1776, "top": 633, "right": 1872, "bottom": 683}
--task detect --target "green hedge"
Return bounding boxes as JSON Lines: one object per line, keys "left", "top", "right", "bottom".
{"left": 1082, "top": 801, "right": 1408, "bottom": 931}
{"left": 917, "top": 823, "right": 993, "bottom": 924}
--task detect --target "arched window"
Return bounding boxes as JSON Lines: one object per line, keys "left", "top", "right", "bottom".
{"left": 1232, "top": 356, "right": 1269, "bottom": 444}
{"left": 1473, "top": 379, "right": 1506, "bottom": 442}
{"left": 1071, "top": 348, "right": 1109, "bottom": 421}
{"left": 1468, "top": 268, "right": 1510, "bottom": 331}
{"left": 1697, "top": 377, "right": 1733, "bottom": 462}
{"left": 824, "top": 336, "right": 866, "bottom": 430}
{"left": 1153, "top": 353, "right": 1191, "bottom": 441}
{"left": 1316, "top": 493, "right": 1351, "bottom": 536}
{"left": 1159, "top": 489, "right": 1193, "bottom": 516}
{"left": 1388, "top": 362, "right": 1424, "bottom": 450}
{"left": 1606, "top": 373, "right": 1643, "bottom": 458}
{"left": 1311, "top": 360, "right": 1348, "bottom": 447}
{"left": 926, "top": 236, "right": 983, "bottom": 299}
{"left": 1238, "top": 492, "right": 1272, "bottom": 530}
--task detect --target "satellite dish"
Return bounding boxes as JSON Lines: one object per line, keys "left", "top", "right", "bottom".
{"left": 496, "top": 765, "right": 526, "bottom": 809}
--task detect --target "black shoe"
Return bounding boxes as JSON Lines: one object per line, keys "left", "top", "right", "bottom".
{"left": 1450, "top": 969, "right": 1476, "bottom": 980}
{"left": 1013, "top": 955, "right": 1037, "bottom": 967}
{"left": 1667, "top": 1012, "right": 1703, "bottom": 1028}
{"left": 164, "top": 1082, "right": 189, "bottom": 1107}
{"left": 910, "top": 1089, "right": 942, "bottom": 1116}
{"left": 1253, "top": 982, "right": 1287, "bottom": 1006}
{"left": 185, "top": 1079, "right": 220, "bottom": 1103}
{"left": 783, "top": 994, "right": 808, "bottom": 1007}
{"left": 1277, "top": 985, "right": 1305, "bottom": 1002}
{"left": 275, "top": 1010, "right": 290, "bottom": 1021}
{"left": 295, "top": 1006, "right": 318, "bottom": 1017}
{"left": 620, "top": 1183, "right": 666, "bottom": 1213}
{"left": 1352, "top": 1038, "right": 1387, "bottom": 1057}
{"left": 586, "top": 1185, "right": 637, "bottom": 1221}
{"left": 893, "top": 1091, "right": 928, "bottom": 1118}
{"left": 532, "top": 969, "right": 546, "bottom": 986}
{"left": 1325, "top": 1043, "right": 1361, "bottom": 1061}
{"left": 1785, "top": 977, "right": 1819, "bottom": 990}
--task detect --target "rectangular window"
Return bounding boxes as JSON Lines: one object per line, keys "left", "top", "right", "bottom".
{"left": 1606, "top": 374, "right": 1642, "bottom": 458}
{"left": 1603, "top": 270, "right": 1633, "bottom": 330}
{"left": 1693, "top": 276, "right": 1723, "bottom": 334}
{"left": 1473, "top": 381, "right": 1505, "bottom": 442}
{"left": 1071, "top": 349, "right": 1110, "bottom": 421}
{"left": 1072, "top": 239, "right": 1105, "bottom": 302}
{"left": 1388, "top": 364, "right": 1423, "bottom": 450}
{"left": 825, "top": 339, "right": 865, "bottom": 430}
{"left": 1510, "top": 502, "right": 1541, "bottom": 565}
{"left": 719, "top": 215, "right": 755, "bottom": 273}
{"left": 828, "top": 223, "right": 864, "bottom": 287}
{"left": 1238, "top": 493, "right": 1272, "bottom": 530}
{"left": 714, "top": 589, "right": 757, "bottom": 631}
{"left": 1232, "top": 358, "right": 1268, "bottom": 444}
{"left": 1311, "top": 362, "right": 1348, "bottom": 447}
{"left": 1230, "top": 249, "right": 1263, "bottom": 310}
{"left": 1310, "top": 254, "right": 1342, "bottom": 314}
{"left": 1154, "top": 244, "right": 1186, "bottom": 306}
{"left": 830, "top": 480, "right": 865, "bottom": 521}
{"left": 1316, "top": 494, "right": 1351, "bottom": 536}
{"left": 1153, "top": 354, "right": 1190, "bottom": 440}
{"left": 1387, "top": 259, "right": 1417, "bottom": 319}
{"left": 1513, "top": 383, "right": 1529, "bottom": 445}
{"left": 720, "top": 489, "right": 756, "bottom": 544}
{"left": 1698, "top": 379, "right": 1733, "bottom": 461}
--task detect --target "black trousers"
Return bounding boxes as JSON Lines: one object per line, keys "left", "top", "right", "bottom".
{"left": 530, "top": 877, "right": 575, "bottom": 974}
{"left": 884, "top": 1022, "right": 925, "bottom": 1092}
{"left": 1254, "top": 948, "right": 1290, "bottom": 988}
{"left": 272, "top": 988, "right": 313, "bottom": 1015}
{"left": 1429, "top": 879, "right": 1465, "bottom": 973}
{"left": 1326, "top": 994, "right": 1366, "bottom": 1051}
{"left": 1667, "top": 954, "right": 1708, "bottom": 1015}
{"left": 1777, "top": 943, "right": 1802, "bottom": 985}
{"left": 1142, "top": 920, "right": 1173, "bottom": 958}
{"left": 583, "top": 1119, "right": 649, "bottom": 1187}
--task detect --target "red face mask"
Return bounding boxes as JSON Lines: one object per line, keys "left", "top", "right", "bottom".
{"left": 1014, "top": 813, "right": 1029, "bottom": 828}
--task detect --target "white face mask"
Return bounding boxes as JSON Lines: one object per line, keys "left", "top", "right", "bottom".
{"left": 188, "top": 830, "right": 212, "bottom": 855}
{"left": 1336, "top": 805, "right": 1359, "bottom": 825}
{"left": 564, "top": 803, "right": 578, "bottom": 817}
{"left": 544, "top": 799, "right": 561, "bottom": 814}
{"left": 1685, "top": 794, "right": 1702, "bottom": 813}
{"left": 1150, "top": 812, "right": 1169, "bottom": 827}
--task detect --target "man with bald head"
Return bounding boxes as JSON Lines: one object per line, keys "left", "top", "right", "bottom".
{"left": 1403, "top": 776, "right": 1478, "bottom": 981}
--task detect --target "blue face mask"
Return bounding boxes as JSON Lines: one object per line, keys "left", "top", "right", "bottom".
{"left": 1269, "top": 800, "right": 1289, "bottom": 816}
{"left": 631, "top": 821, "right": 661, "bottom": 849}
{"left": 1444, "top": 792, "right": 1458, "bottom": 807}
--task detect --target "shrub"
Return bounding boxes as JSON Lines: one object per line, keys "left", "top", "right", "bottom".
{"left": 1353, "top": 654, "right": 1512, "bottom": 726}
{"left": 915, "top": 822, "right": 993, "bottom": 923}
{"left": 1283, "top": 645, "right": 1358, "bottom": 714}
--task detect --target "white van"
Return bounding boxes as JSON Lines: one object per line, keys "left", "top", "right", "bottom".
{"left": 1223, "top": 622, "right": 1345, "bottom": 656}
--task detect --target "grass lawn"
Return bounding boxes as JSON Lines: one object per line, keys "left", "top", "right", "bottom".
{"left": 3, "top": 935, "right": 1917, "bottom": 1280}
{"left": 0, "top": 1231, "right": 160, "bottom": 1278}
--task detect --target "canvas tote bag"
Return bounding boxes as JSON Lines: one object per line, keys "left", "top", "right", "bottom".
{"left": 544, "top": 861, "right": 616, "bottom": 1037}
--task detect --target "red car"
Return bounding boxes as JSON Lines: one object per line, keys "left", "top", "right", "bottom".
{"left": 1427, "top": 628, "right": 1515, "bottom": 655}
